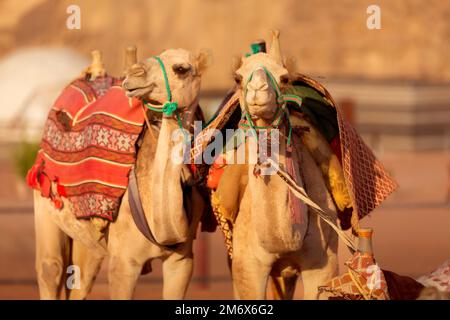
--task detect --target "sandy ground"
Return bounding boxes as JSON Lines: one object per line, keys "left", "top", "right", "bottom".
{"left": 0, "top": 150, "right": 449, "bottom": 299}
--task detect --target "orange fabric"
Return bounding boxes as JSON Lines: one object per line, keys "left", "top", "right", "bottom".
{"left": 26, "top": 162, "right": 66, "bottom": 209}
{"left": 206, "top": 154, "right": 227, "bottom": 190}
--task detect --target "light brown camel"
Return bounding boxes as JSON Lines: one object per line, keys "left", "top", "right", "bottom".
{"left": 221, "top": 32, "right": 339, "bottom": 299}
{"left": 34, "top": 48, "right": 211, "bottom": 299}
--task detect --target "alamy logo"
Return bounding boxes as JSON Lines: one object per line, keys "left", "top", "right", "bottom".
{"left": 366, "top": 5, "right": 382, "bottom": 30}
{"left": 366, "top": 264, "right": 383, "bottom": 290}
{"left": 66, "top": 265, "right": 81, "bottom": 290}
{"left": 170, "top": 121, "right": 281, "bottom": 175}
{"left": 66, "top": 5, "right": 81, "bottom": 30}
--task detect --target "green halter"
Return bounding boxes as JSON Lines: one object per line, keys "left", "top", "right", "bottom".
{"left": 240, "top": 66, "right": 303, "bottom": 146}
{"left": 144, "top": 56, "right": 178, "bottom": 115}
{"left": 143, "top": 56, "right": 187, "bottom": 138}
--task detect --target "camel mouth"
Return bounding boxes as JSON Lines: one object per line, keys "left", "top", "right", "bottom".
{"left": 248, "top": 103, "right": 273, "bottom": 113}
{"left": 247, "top": 103, "right": 278, "bottom": 121}
{"left": 125, "top": 86, "right": 152, "bottom": 98}
{"left": 249, "top": 101, "right": 271, "bottom": 107}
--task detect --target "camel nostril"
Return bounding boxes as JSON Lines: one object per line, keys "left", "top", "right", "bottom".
{"left": 280, "top": 75, "right": 289, "bottom": 85}
{"left": 127, "top": 64, "right": 146, "bottom": 77}
{"left": 248, "top": 80, "right": 268, "bottom": 92}
{"left": 122, "top": 77, "right": 136, "bottom": 89}
{"left": 248, "top": 72, "right": 269, "bottom": 92}
{"left": 246, "top": 89, "right": 256, "bottom": 101}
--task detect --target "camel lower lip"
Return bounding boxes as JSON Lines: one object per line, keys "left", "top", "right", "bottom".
{"left": 248, "top": 103, "right": 270, "bottom": 108}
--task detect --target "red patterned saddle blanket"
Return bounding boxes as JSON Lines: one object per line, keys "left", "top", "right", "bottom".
{"left": 27, "top": 76, "right": 145, "bottom": 221}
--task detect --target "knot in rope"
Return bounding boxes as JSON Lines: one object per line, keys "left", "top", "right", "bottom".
{"left": 162, "top": 101, "right": 178, "bottom": 116}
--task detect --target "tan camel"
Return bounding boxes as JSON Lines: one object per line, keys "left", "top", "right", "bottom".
{"left": 220, "top": 32, "right": 338, "bottom": 299}
{"left": 34, "top": 48, "right": 211, "bottom": 299}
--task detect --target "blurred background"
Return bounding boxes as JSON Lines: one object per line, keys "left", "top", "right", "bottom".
{"left": 0, "top": 0, "right": 449, "bottom": 299}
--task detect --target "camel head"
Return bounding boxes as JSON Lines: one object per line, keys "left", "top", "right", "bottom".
{"left": 123, "top": 48, "right": 210, "bottom": 111}
{"left": 233, "top": 31, "right": 296, "bottom": 126}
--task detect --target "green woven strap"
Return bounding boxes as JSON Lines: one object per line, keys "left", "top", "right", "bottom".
{"left": 280, "top": 94, "right": 302, "bottom": 107}
{"left": 153, "top": 56, "right": 172, "bottom": 102}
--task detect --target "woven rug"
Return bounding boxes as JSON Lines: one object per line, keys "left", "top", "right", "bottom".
{"left": 28, "top": 76, "right": 145, "bottom": 221}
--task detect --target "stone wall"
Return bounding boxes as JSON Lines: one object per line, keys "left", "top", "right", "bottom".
{"left": 325, "top": 80, "right": 450, "bottom": 151}
{"left": 1, "top": 0, "right": 450, "bottom": 91}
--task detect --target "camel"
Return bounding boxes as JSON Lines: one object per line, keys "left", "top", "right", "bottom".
{"left": 33, "top": 48, "right": 211, "bottom": 299}
{"left": 218, "top": 32, "right": 339, "bottom": 299}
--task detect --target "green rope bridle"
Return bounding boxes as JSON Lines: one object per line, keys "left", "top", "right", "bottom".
{"left": 240, "top": 66, "right": 303, "bottom": 146}
{"left": 143, "top": 56, "right": 186, "bottom": 134}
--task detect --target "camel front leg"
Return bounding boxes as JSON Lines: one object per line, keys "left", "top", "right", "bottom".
{"left": 300, "top": 266, "right": 337, "bottom": 299}
{"left": 67, "top": 240, "right": 105, "bottom": 300}
{"left": 34, "top": 192, "right": 71, "bottom": 299}
{"left": 162, "top": 250, "right": 194, "bottom": 299}
{"left": 108, "top": 255, "right": 143, "bottom": 300}
{"left": 232, "top": 252, "right": 272, "bottom": 300}
{"left": 299, "top": 220, "right": 338, "bottom": 300}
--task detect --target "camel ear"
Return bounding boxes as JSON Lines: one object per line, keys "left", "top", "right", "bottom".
{"left": 231, "top": 55, "right": 243, "bottom": 73}
{"left": 284, "top": 56, "right": 299, "bottom": 76}
{"left": 196, "top": 48, "right": 212, "bottom": 75}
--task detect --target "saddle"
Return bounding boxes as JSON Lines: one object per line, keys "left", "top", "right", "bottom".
{"left": 27, "top": 75, "right": 146, "bottom": 221}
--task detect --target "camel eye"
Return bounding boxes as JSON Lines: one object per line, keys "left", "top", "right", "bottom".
{"left": 173, "top": 64, "right": 191, "bottom": 75}
{"left": 280, "top": 75, "right": 289, "bottom": 85}
{"left": 234, "top": 74, "right": 243, "bottom": 85}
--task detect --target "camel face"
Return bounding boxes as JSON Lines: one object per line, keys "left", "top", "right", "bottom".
{"left": 123, "top": 48, "right": 210, "bottom": 110}
{"left": 234, "top": 53, "right": 289, "bottom": 123}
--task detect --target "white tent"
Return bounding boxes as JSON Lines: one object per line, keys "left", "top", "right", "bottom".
{"left": 0, "top": 47, "right": 89, "bottom": 141}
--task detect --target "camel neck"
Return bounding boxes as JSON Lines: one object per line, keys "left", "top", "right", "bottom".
{"left": 247, "top": 137, "right": 308, "bottom": 253}
{"left": 134, "top": 115, "right": 190, "bottom": 245}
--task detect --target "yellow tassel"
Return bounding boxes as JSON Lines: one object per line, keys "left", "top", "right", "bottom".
{"left": 328, "top": 155, "right": 352, "bottom": 211}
